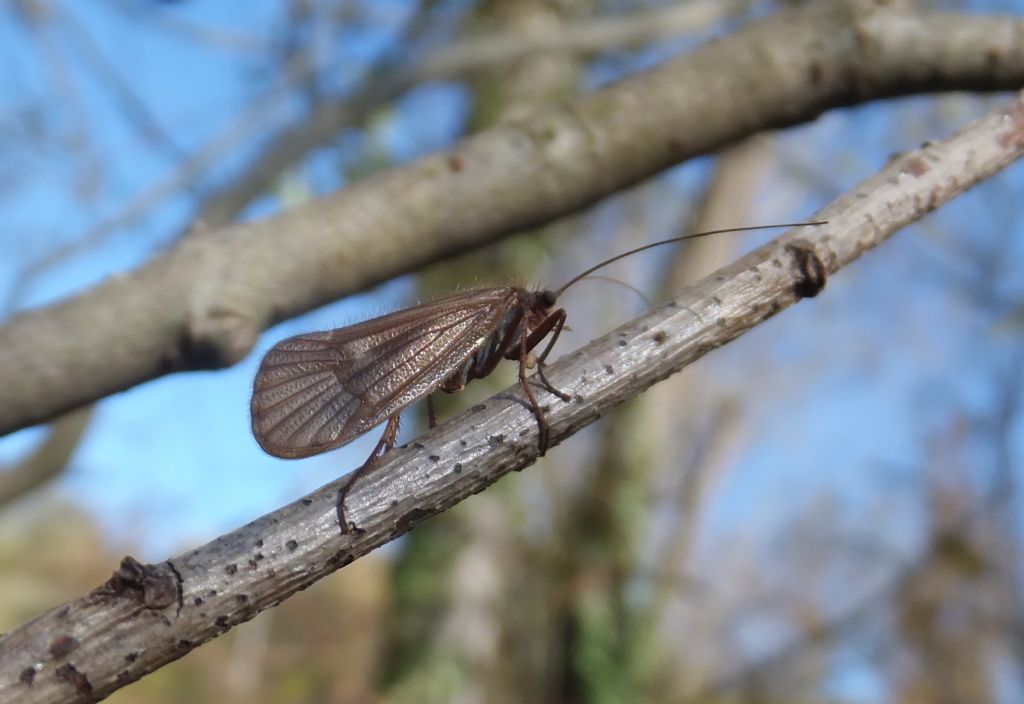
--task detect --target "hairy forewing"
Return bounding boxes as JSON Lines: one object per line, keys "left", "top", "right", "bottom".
{"left": 251, "top": 287, "right": 521, "bottom": 458}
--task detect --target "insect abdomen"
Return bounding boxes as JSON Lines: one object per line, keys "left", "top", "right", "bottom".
{"left": 439, "top": 298, "right": 525, "bottom": 394}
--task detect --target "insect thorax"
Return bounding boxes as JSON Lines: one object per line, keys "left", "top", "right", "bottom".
{"left": 438, "top": 288, "right": 554, "bottom": 394}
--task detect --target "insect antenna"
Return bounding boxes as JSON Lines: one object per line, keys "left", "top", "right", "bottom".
{"left": 568, "top": 274, "right": 654, "bottom": 307}
{"left": 551, "top": 221, "right": 827, "bottom": 297}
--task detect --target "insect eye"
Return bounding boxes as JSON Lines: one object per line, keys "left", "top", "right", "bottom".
{"left": 539, "top": 290, "right": 558, "bottom": 306}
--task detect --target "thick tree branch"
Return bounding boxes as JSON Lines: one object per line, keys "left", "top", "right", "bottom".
{"left": 1, "top": 88, "right": 1022, "bottom": 704}
{"left": 188, "top": 0, "right": 748, "bottom": 233}
{"left": 415, "top": 0, "right": 750, "bottom": 78}
{"left": 1, "top": 2, "right": 1022, "bottom": 437}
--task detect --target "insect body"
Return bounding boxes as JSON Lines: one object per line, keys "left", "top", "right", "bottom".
{"left": 251, "top": 285, "right": 567, "bottom": 462}
{"left": 251, "top": 222, "right": 825, "bottom": 466}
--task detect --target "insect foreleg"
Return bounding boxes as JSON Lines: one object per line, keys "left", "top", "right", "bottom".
{"left": 528, "top": 309, "right": 571, "bottom": 402}
{"left": 518, "top": 324, "right": 551, "bottom": 455}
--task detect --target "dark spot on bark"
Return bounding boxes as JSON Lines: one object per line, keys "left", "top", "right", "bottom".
{"left": 604, "top": 365, "right": 614, "bottom": 375}
{"left": 19, "top": 667, "right": 36, "bottom": 685}
{"left": 158, "top": 346, "right": 185, "bottom": 373}
{"left": 786, "top": 241, "right": 828, "bottom": 298}
{"left": 413, "top": 442, "right": 425, "bottom": 450}
{"left": 166, "top": 559, "right": 184, "bottom": 615}
{"left": 396, "top": 508, "right": 432, "bottom": 533}
{"left": 248, "top": 558, "right": 259, "bottom": 570}
{"left": 488, "top": 434, "right": 505, "bottom": 446}
{"left": 301, "top": 498, "right": 313, "bottom": 506}
{"left": 216, "top": 616, "right": 230, "bottom": 629}
{"left": 206, "top": 589, "right": 218, "bottom": 597}
{"left": 49, "top": 635, "right": 79, "bottom": 659}
{"left": 651, "top": 330, "right": 667, "bottom": 344}
{"left": 346, "top": 522, "right": 367, "bottom": 537}
{"left": 617, "top": 340, "right": 628, "bottom": 347}
{"left": 56, "top": 606, "right": 70, "bottom": 619}
{"left": 106, "top": 556, "right": 179, "bottom": 609}
{"left": 460, "top": 439, "right": 468, "bottom": 447}
{"left": 254, "top": 539, "right": 263, "bottom": 548}
{"left": 391, "top": 499, "right": 399, "bottom": 507}
{"left": 447, "top": 154, "right": 463, "bottom": 172}
{"left": 56, "top": 664, "right": 92, "bottom": 694}
{"left": 177, "top": 317, "right": 244, "bottom": 370}
{"left": 178, "top": 639, "right": 193, "bottom": 650}
{"left": 904, "top": 155, "right": 929, "bottom": 177}
{"left": 236, "top": 594, "right": 249, "bottom": 604}
{"left": 343, "top": 554, "right": 355, "bottom": 566}
{"left": 453, "top": 462, "right": 463, "bottom": 473}
{"left": 429, "top": 454, "right": 441, "bottom": 462}
{"left": 193, "top": 596, "right": 203, "bottom": 606}
{"left": 125, "top": 652, "right": 139, "bottom": 663}
{"left": 472, "top": 403, "right": 487, "bottom": 412}
{"left": 225, "top": 564, "right": 238, "bottom": 575}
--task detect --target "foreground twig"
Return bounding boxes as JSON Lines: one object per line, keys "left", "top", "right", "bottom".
{"left": 0, "top": 90, "right": 1021, "bottom": 704}
{"left": 1, "top": 2, "right": 1022, "bottom": 436}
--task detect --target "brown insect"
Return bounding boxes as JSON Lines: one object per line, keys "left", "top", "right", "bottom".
{"left": 251, "top": 222, "right": 823, "bottom": 467}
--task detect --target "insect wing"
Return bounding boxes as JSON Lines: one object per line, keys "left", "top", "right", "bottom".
{"left": 251, "top": 288, "right": 519, "bottom": 458}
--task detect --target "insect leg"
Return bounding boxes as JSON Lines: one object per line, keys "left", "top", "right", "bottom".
{"left": 370, "top": 414, "right": 402, "bottom": 459}
{"left": 427, "top": 394, "right": 438, "bottom": 429}
{"left": 518, "top": 324, "right": 552, "bottom": 455}
{"left": 527, "top": 309, "right": 571, "bottom": 401}
{"left": 336, "top": 414, "right": 401, "bottom": 535}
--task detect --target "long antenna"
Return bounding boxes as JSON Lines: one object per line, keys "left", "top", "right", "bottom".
{"left": 553, "top": 221, "right": 827, "bottom": 297}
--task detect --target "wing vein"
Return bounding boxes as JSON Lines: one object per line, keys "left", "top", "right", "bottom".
{"left": 251, "top": 287, "right": 520, "bottom": 457}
